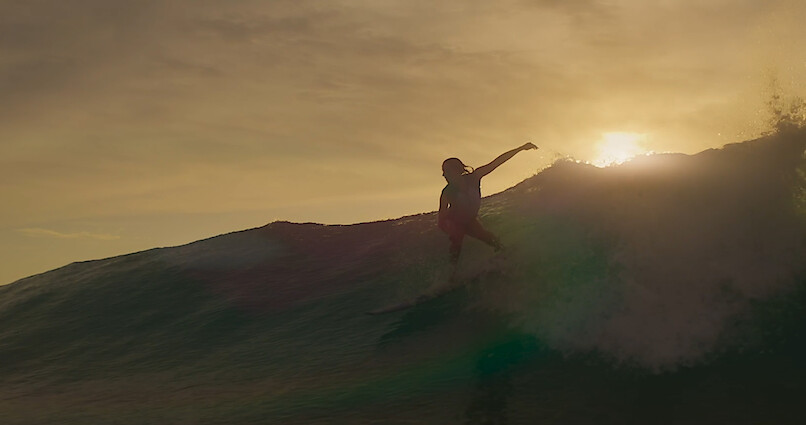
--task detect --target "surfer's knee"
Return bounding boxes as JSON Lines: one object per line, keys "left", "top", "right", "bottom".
{"left": 449, "top": 244, "right": 461, "bottom": 263}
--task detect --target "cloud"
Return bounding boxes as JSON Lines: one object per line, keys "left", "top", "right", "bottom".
{"left": 17, "top": 228, "right": 121, "bottom": 241}
{"left": 2, "top": 0, "right": 806, "bottom": 228}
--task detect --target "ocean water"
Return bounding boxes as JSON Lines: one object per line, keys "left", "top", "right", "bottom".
{"left": 1, "top": 130, "right": 805, "bottom": 424}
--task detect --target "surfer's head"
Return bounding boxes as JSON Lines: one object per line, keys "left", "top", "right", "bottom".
{"left": 442, "top": 158, "right": 472, "bottom": 183}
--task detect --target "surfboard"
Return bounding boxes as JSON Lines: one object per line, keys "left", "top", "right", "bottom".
{"left": 366, "top": 259, "right": 508, "bottom": 315}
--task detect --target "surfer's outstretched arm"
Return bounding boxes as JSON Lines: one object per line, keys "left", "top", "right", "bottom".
{"left": 475, "top": 142, "right": 538, "bottom": 177}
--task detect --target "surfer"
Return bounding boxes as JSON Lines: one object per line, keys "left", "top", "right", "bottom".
{"left": 438, "top": 142, "right": 538, "bottom": 266}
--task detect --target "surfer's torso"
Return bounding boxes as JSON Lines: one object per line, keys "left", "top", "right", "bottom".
{"left": 442, "top": 172, "right": 482, "bottom": 224}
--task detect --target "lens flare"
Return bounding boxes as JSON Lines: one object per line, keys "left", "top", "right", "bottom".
{"left": 594, "top": 132, "right": 648, "bottom": 167}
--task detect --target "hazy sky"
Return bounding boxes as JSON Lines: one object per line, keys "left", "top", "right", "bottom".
{"left": 2, "top": 0, "right": 805, "bottom": 284}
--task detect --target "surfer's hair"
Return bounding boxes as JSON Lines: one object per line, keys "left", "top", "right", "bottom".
{"left": 442, "top": 158, "right": 473, "bottom": 176}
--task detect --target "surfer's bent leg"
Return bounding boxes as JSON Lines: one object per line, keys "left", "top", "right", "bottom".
{"left": 448, "top": 229, "right": 464, "bottom": 264}
{"left": 466, "top": 218, "right": 504, "bottom": 252}
{"left": 449, "top": 242, "right": 461, "bottom": 264}
{"left": 441, "top": 219, "right": 465, "bottom": 264}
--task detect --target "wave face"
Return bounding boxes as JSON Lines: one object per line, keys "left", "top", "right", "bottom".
{"left": 494, "top": 130, "right": 806, "bottom": 369}
{"left": 1, "top": 130, "right": 805, "bottom": 424}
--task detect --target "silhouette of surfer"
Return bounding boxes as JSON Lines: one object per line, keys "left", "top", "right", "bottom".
{"left": 439, "top": 143, "right": 538, "bottom": 269}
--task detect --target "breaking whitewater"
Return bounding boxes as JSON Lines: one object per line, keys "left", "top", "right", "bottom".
{"left": 2, "top": 129, "right": 806, "bottom": 424}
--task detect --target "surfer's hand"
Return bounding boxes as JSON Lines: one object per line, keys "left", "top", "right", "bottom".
{"left": 520, "top": 142, "right": 538, "bottom": 151}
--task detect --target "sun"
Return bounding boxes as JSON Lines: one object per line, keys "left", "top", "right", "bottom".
{"left": 593, "top": 132, "right": 648, "bottom": 167}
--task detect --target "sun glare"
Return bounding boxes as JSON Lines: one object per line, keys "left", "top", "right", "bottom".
{"left": 593, "top": 132, "right": 648, "bottom": 167}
